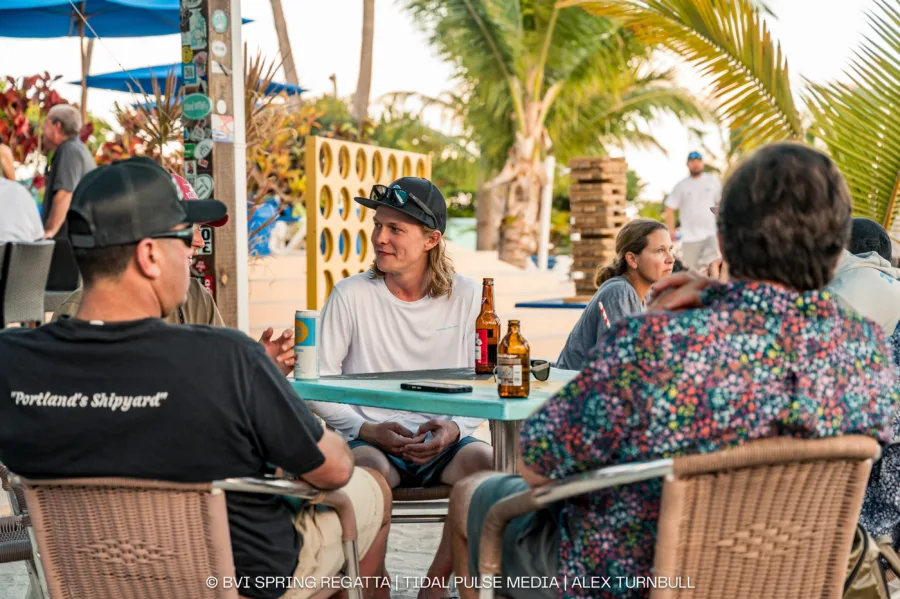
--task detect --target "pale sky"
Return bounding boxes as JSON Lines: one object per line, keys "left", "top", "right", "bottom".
{"left": 0, "top": 0, "right": 879, "bottom": 199}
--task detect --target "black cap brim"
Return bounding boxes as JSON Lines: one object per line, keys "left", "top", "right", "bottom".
{"left": 183, "top": 199, "right": 227, "bottom": 225}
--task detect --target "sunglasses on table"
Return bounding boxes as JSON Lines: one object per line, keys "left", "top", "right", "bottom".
{"left": 149, "top": 227, "right": 195, "bottom": 247}
{"left": 369, "top": 184, "right": 438, "bottom": 229}
{"left": 492, "top": 360, "right": 552, "bottom": 382}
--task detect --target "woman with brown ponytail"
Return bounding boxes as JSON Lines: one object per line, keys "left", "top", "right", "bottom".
{"left": 556, "top": 218, "right": 675, "bottom": 369}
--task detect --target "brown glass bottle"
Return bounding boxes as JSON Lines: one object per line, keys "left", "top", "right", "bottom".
{"left": 497, "top": 320, "right": 530, "bottom": 398}
{"left": 475, "top": 278, "right": 500, "bottom": 374}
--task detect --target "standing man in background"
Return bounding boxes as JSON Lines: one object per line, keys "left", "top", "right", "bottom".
{"left": 40, "top": 104, "right": 96, "bottom": 289}
{"left": 665, "top": 151, "right": 721, "bottom": 273}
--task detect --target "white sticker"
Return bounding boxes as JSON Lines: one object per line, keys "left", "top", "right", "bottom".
{"left": 195, "top": 139, "right": 214, "bottom": 160}
{"left": 193, "top": 174, "right": 214, "bottom": 200}
{"left": 212, "top": 40, "right": 227, "bottom": 58}
{"left": 211, "top": 60, "right": 226, "bottom": 75}
{"left": 199, "top": 226, "right": 213, "bottom": 255}
{"left": 216, "top": 99, "right": 226, "bottom": 114}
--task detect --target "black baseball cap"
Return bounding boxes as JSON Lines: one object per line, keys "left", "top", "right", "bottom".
{"left": 67, "top": 157, "right": 227, "bottom": 249}
{"left": 849, "top": 217, "right": 892, "bottom": 262}
{"left": 354, "top": 177, "right": 447, "bottom": 234}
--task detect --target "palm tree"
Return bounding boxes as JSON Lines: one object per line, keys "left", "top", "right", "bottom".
{"left": 270, "top": 0, "right": 300, "bottom": 89}
{"left": 404, "top": 0, "right": 709, "bottom": 267}
{"left": 565, "top": 0, "right": 900, "bottom": 234}
{"left": 353, "top": 0, "right": 376, "bottom": 124}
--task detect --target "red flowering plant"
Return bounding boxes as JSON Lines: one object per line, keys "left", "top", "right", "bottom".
{"left": 0, "top": 73, "right": 90, "bottom": 193}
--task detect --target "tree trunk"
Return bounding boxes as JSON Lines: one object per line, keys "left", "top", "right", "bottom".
{"left": 475, "top": 184, "right": 500, "bottom": 251}
{"left": 270, "top": 0, "right": 299, "bottom": 91}
{"left": 353, "top": 0, "right": 375, "bottom": 123}
{"left": 498, "top": 174, "right": 542, "bottom": 268}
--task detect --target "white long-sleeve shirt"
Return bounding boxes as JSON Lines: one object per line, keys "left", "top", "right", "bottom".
{"left": 309, "top": 272, "right": 485, "bottom": 441}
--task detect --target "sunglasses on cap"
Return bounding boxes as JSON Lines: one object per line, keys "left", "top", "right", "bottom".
{"left": 149, "top": 227, "right": 195, "bottom": 247}
{"left": 492, "top": 359, "right": 552, "bottom": 382}
{"left": 370, "top": 184, "right": 438, "bottom": 229}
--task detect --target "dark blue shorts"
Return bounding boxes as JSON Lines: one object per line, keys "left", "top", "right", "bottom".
{"left": 349, "top": 435, "right": 486, "bottom": 487}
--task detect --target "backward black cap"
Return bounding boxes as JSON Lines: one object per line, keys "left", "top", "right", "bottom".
{"left": 68, "top": 157, "right": 225, "bottom": 248}
{"left": 353, "top": 176, "right": 447, "bottom": 233}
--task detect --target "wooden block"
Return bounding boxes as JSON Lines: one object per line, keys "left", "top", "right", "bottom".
{"left": 570, "top": 168, "right": 627, "bottom": 183}
{"left": 568, "top": 156, "right": 626, "bottom": 170}
{"left": 563, "top": 295, "right": 595, "bottom": 304}
{"left": 570, "top": 182, "right": 627, "bottom": 195}
{"left": 569, "top": 203, "right": 627, "bottom": 215}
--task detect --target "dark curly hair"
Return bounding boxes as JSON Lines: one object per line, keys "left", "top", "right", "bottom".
{"left": 718, "top": 143, "right": 852, "bottom": 291}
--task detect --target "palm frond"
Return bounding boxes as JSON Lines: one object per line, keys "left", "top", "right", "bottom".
{"left": 806, "top": 0, "right": 900, "bottom": 230}
{"left": 560, "top": 0, "right": 803, "bottom": 152}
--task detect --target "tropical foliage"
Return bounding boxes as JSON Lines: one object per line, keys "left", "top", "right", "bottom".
{"left": 566, "top": 0, "right": 900, "bottom": 233}
{"left": 403, "top": 0, "right": 709, "bottom": 267}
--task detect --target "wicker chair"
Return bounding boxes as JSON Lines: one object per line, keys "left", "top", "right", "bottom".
{"left": 476, "top": 435, "right": 881, "bottom": 599}
{"left": 0, "top": 462, "right": 45, "bottom": 598}
{"left": 0, "top": 240, "right": 55, "bottom": 327}
{"left": 14, "top": 475, "right": 364, "bottom": 599}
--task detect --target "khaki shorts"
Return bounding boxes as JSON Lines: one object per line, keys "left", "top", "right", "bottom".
{"left": 284, "top": 468, "right": 386, "bottom": 599}
{"left": 681, "top": 236, "right": 720, "bottom": 273}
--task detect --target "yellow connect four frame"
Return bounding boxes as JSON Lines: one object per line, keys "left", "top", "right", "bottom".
{"left": 304, "top": 136, "right": 432, "bottom": 309}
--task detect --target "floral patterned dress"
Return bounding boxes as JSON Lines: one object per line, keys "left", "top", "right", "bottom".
{"left": 521, "top": 282, "right": 898, "bottom": 598}
{"left": 859, "top": 327, "right": 900, "bottom": 540}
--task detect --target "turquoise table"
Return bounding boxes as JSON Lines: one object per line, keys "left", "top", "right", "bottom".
{"left": 291, "top": 367, "right": 579, "bottom": 472}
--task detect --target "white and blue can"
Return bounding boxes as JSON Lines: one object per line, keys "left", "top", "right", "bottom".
{"left": 294, "top": 310, "right": 319, "bottom": 380}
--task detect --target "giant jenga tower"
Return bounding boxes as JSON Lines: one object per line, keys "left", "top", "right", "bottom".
{"left": 568, "top": 157, "right": 628, "bottom": 299}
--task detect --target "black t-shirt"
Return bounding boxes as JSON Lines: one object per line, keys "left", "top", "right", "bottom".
{"left": 0, "top": 318, "right": 324, "bottom": 599}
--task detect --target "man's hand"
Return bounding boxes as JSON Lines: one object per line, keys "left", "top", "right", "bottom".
{"left": 646, "top": 272, "right": 720, "bottom": 313}
{"left": 359, "top": 422, "right": 419, "bottom": 456}
{"left": 258, "top": 327, "right": 294, "bottom": 376}
{"left": 402, "top": 420, "right": 460, "bottom": 465}
{"left": 707, "top": 258, "right": 729, "bottom": 282}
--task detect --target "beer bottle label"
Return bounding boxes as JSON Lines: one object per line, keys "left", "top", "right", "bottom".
{"left": 497, "top": 354, "right": 523, "bottom": 386}
{"left": 475, "top": 329, "right": 488, "bottom": 364}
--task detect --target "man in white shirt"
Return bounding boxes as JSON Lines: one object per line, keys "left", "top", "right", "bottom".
{"left": 0, "top": 178, "right": 44, "bottom": 242}
{"left": 311, "top": 176, "right": 493, "bottom": 591}
{"left": 665, "top": 151, "right": 722, "bottom": 272}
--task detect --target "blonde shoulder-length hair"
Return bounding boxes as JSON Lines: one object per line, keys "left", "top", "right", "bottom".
{"left": 368, "top": 225, "right": 456, "bottom": 298}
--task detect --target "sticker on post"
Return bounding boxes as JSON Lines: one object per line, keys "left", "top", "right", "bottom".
{"left": 201, "top": 275, "right": 215, "bottom": 295}
{"left": 184, "top": 143, "right": 196, "bottom": 159}
{"left": 192, "top": 51, "right": 208, "bottom": 79}
{"left": 212, "top": 114, "right": 235, "bottom": 143}
{"left": 182, "top": 63, "right": 197, "bottom": 84}
{"left": 185, "top": 160, "right": 197, "bottom": 178}
{"left": 212, "top": 10, "right": 228, "bottom": 33}
{"left": 210, "top": 60, "right": 229, "bottom": 76}
{"left": 193, "top": 174, "right": 214, "bottom": 201}
{"left": 188, "top": 9, "right": 207, "bottom": 50}
{"left": 191, "top": 257, "right": 210, "bottom": 275}
{"left": 211, "top": 40, "right": 227, "bottom": 58}
{"left": 199, "top": 226, "right": 214, "bottom": 255}
{"left": 195, "top": 139, "right": 214, "bottom": 160}
{"left": 183, "top": 93, "right": 212, "bottom": 120}
{"left": 181, "top": 46, "right": 193, "bottom": 63}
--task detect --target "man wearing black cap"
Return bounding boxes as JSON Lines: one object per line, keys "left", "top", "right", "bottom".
{"left": 0, "top": 157, "right": 393, "bottom": 599}
{"left": 50, "top": 167, "right": 296, "bottom": 375}
{"left": 828, "top": 217, "right": 900, "bottom": 336}
{"left": 665, "top": 151, "right": 722, "bottom": 272}
{"left": 310, "top": 177, "right": 494, "bottom": 591}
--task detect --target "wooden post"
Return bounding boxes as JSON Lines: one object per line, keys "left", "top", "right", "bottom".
{"left": 180, "top": 0, "right": 249, "bottom": 331}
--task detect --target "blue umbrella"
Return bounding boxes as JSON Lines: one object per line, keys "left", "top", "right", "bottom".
{"left": 0, "top": 1, "right": 252, "bottom": 117}
{"left": 75, "top": 63, "right": 305, "bottom": 97}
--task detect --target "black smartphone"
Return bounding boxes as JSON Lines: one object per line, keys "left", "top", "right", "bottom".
{"left": 400, "top": 381, "right": 473, "bottom": 394}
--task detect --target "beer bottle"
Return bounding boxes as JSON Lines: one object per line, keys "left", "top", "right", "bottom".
{"left": 497, "top": 320, "right": 530, "bottom": 398}
{"left": 475, "top": 278, "right": 500, "bottom": 374}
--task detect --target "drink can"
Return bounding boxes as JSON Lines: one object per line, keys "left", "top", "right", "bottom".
{"left": 294, "top": 310, "right": 319, "bottom": 380}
